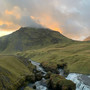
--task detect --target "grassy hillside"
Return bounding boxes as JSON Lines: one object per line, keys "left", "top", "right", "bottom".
{"left": 0, "top": 27, "right": 72, "bottom": 54}
{"left": 18, "top": 41, "right": 90, "bottom": 74}
{"left": 0, "top": 55, "right": 35, "bottom": 90}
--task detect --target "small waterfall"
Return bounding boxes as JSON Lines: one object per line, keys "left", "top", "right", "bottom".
{"left": 66, "top": 73, "right": 90, "bottom": 90}
{"left": 29, "top": 59, "right": 46, "bottom": 74}
{"left": 22, "top": 59, "right": 90, "bottom": 90}
{"left": 35, "top": 78, "right": 48, "bottom": 90}
{"left": 58, "top": 68, "right": 64, "bottom": 76}
{"left": 28, "top": 59, "right": 48, "bottom": 90}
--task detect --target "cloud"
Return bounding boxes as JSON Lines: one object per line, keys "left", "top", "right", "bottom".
{"left": 0, "top": 0, "right": 90, "bottom": 40}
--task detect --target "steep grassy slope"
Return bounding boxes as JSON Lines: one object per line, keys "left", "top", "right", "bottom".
{"left": 0, "top": 27, "right": 72, "bottom": 54}
{"left": 0, "top": 55, "right": 35, "bottom": 90}
{"left": 18, "top": 42, "right": 90, "bottom": 74}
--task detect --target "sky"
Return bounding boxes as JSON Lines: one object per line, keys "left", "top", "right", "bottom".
{"left": 0, "top": 0, "right": 90, "bottom": 40}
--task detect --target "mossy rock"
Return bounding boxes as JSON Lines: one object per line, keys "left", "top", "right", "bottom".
{"left": 57, "top": 62, "right": 67, "bottom": 69}
{"left": 24, "top": 86, "right": 34, "bottom": 90}
{"left": 41, "top": 62, "right": 59, "bottom": 74}
{"left": 64, "top": 68, "right": 69, "bottom": 77}
{"left": 25, "top": 74, "right": 35, "bottom": 83}
{"left": 45, "top": 71, "right": 52, "bottom": 79}
{"left": 35, "top": 72, "right": 42, "bottom": 81}
{"left": 48, "top": 74, "right": 76, "bottom": 90}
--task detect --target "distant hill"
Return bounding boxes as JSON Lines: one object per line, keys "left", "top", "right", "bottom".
{"left": 18, "top": 41, "right": 90, "bottom": 74}
{"left": 84, "top": 36, "right": 90, "bottom": 41}
{"left": 0, "top": 27, "right": 72, "bottom": 53}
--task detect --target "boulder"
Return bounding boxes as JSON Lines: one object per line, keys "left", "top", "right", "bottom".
{"left": 48, "top": 74, "right": 76, "bottom": 90}
{"left": 41, "top": 62, "right": 59, "bottom": 74}
{"left": 35, "top": 72, "right": 43, "bottom": 81}
{"left": 26, "top": 74, "right": 35, "bottom": 83}
{"left": 45, "top": 71, "right": 52, "bottom": 79}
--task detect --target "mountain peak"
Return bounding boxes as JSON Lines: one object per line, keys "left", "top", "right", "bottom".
{"left": 0, "top": 27, "right": 72, "bottom": 53}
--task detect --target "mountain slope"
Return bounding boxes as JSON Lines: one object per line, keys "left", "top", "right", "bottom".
{"left": 0, "top": 27, "right": 72, "bottom": 54}
{"left": 0, "top": 55, "right": 35, "bottom": 89}
{"left": 18, "top": 41, "right": 90, "bottom": 74}
{"left": 84, "top": 36, "right": 90, "bottom": 41}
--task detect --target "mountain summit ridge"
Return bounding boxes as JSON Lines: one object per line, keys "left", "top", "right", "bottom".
{"left": 0, "top": 27, "right": 72, "bottom": 53}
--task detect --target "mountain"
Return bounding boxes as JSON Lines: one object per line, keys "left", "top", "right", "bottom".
{"left": 0, "top": 27, "right": 72, "bottom": 53}
{"left": 84, "top": 36, "right": 90, "bottom": 41}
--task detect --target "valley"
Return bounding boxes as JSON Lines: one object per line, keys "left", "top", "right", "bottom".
{"left": 0, "top": 27, "right": 90, "bottom": 90}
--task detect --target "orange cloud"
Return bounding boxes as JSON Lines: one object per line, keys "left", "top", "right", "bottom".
{"left": 5, "top": 10, "right": 13, "bottom": 15}
{"left": 5, "top": 6, "right": 21, "bottom": 19}
{"left": 0, "top": 20, "right": 12, "bottom": 26}
{"left": 0, "top": 21, "right": 3, "bottom": 25}
{"left": 0, "top": 20, "right": 20, "bottom": 31}
{"left": 0, "top": 6, "right": 21, "bottom": 33}
{"left": 30, "top": 15, "right": 62, "bottom": 33}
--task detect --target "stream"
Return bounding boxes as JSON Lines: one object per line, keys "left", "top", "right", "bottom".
{"left": 21, "top": 59, "right": 90, "bottom": 90}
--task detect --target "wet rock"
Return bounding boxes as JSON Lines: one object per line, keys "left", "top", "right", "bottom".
{"left": 45, "top": 72, "right": 52, "bottom": 79}
{"left": 35, "top": 72, "right": 43, "bottom": 81}
{"left": 26, "top": 74, "right": 35, "bottom": 83}
{"left": 33, "top": 69, "right": 40, "bottom": 74}
{"left": 81, "top": 75, "right": 90, "bottom": 86}
{"left": 64, "top": 68, "right": 69, "bottom": 77}
{"left": 34, "top": 69, "right": 44, "bottom": 75}
{"left": 57, "top": 63, "right": 67, "bottom": 69}
{"left": 33, "top": 85, "right": 36, "bottom": 89}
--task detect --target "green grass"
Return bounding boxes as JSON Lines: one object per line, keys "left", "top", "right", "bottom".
{"left": 18, "top": 42, "right": 90, "bottom": 74}
{"left": 0, "top": 27, "right": 72, "bottom": 54}
{"left": 24, "top": 86, "right": 34, "bottom": 90}
{"left": 0, "top": 55, "right": 35, "bottom": 90}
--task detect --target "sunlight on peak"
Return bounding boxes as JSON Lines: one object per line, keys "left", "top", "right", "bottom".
{"left": 0, "top": 31, "right": 13, "bottom": 37}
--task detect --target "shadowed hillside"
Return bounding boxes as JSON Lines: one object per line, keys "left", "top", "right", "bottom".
{"left": 0, "top": 27, "right": 72, "bottom": 54}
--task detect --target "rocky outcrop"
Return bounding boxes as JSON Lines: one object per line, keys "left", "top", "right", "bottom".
{"left": 35, "top": 72, "right": 43, "bottom": 81}
{"left": 41, "top": 62, "right": 59, "bottom": 74}
{"left": 45, "top": 71, "right": 52, "bottom": 79}
{"left": 48, "top": 74, "right": 76, "bottom": 90}
{"left": 41, "top": 61, "right": 69, "bottom": 76}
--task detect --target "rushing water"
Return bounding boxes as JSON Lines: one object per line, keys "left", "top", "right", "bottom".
{"left": 29, "top": 59, "right": 46, "bottom": 74}
{"left": 23, "top": 59, "right": 90, "bottom": 90}
{"left": 66, "top": 73, "right": 90, "bottom": 90}
{"left": 28, "top": 59, "right": 48, "bottom": 90}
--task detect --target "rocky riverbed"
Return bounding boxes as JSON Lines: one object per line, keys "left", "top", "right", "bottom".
{"left": 20, "top": 59, "right": 90, "bottom": 90}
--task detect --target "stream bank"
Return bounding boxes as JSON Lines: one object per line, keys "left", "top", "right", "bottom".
{"left": 20, "top": 59, "right": 90, "bottom": 90}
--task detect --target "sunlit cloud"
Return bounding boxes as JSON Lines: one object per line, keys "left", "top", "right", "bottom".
{"left": 0, "top": 0, "right": 90, "bottom": 40}
{"left": 30, "top": 15, "right": 62, "bottom": 33}
{"left": 0, "top": 20, "right": 20, "bottom": 31}
{"left": 5, "top": 6, "right": 21, "bottom": 19}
